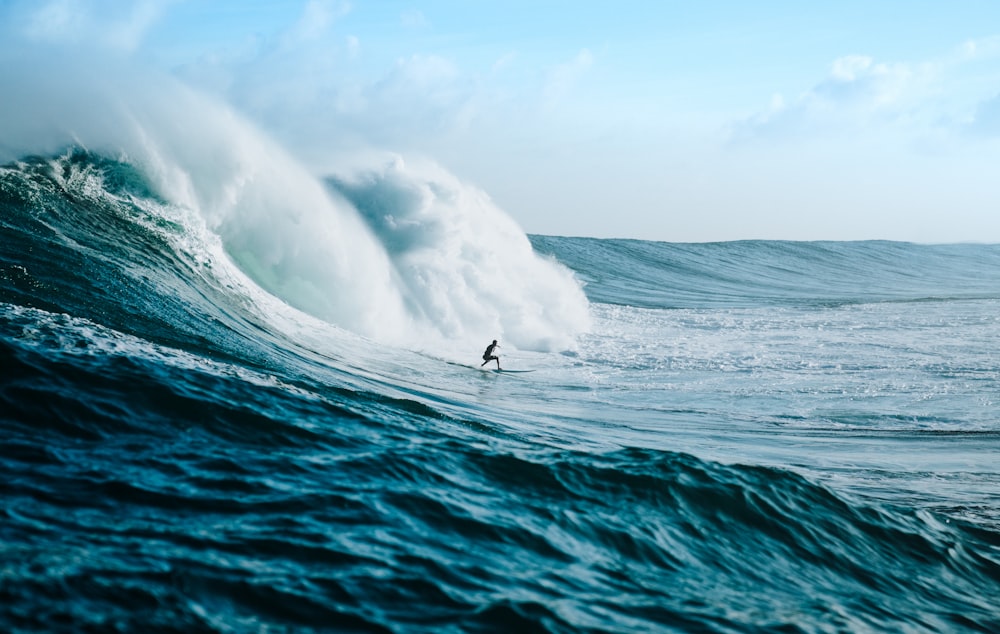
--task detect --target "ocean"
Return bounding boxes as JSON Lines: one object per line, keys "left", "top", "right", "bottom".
{"left": 2, "top": 148, "right": 999, "bottom": 633}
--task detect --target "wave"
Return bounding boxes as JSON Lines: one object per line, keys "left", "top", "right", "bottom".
{"left": 0, "top": 51, "right": 589, "bottom": 354}
{"left": 4, "top": 318, "right": 998, "bottom": 634}
{"left": 533, "top": 235, "right": 1000, "bottom": 309}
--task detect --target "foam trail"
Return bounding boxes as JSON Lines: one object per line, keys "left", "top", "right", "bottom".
{"left": 0, "top": 50, "right": 590, "bottom": 351}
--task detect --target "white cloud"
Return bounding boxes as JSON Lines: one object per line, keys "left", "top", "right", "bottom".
{"left": 730, "top": 52, "right": 936, "bottom": 142}
{"left": 968, "top": 92, "right": 1000, "bottom": 136}
{"left": 20, "top": 0, "right": 175, "bottom": 51}
{"left": 172, "top": 1, "right": 357, "bottom": 135}
{"left": 959, "top": 35, "right": 1000, "bottom": 61}
{"left": 401, "top": 9, "right": 429, "bottom": 29}
{"left": 542, "top": 48, "right": 594, "bottom": 109}
{"left": 346, "top": 35, "right": 361, "bottom": 59}
{"left": 492, "top": 51, "right": 518, "bottom": 73}
{"left": 730, "top": 33, "right": 1000, "bottom": 147}
{"left": 285, "top": 0, "right": 350, "bottom": 44}
{"left": 361, "top": 54, "right": 475, "bottom": 136}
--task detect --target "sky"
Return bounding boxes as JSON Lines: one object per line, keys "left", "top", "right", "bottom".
{"left": 3, "top": 0, "right": 1000, "bottom": 242}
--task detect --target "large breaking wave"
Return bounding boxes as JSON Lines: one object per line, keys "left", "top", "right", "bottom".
{"left": 0, "top": 52, "right": 590, "bottom": 354}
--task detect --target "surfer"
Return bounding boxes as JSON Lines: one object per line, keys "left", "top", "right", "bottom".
{"left": 481, "top": 339, "right": 501, "bottom": 369}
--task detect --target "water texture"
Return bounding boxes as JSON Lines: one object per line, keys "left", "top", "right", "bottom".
{"left": 2, "top": 151, "right": 999, "bottom": 633}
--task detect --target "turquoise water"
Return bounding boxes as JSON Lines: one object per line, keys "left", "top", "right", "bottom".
{"left": 2, "top": 151, "right": 999, "bottom": 632}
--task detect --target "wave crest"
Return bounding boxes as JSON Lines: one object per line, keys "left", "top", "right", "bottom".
{"left": 328, "top": 157, "right": 590, "bottom": 351}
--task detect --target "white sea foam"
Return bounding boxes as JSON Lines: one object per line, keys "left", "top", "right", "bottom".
{"left": 327, "top": 156, "right": 591, "bottom": 352}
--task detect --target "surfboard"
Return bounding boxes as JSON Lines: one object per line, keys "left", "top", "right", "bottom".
{"left": 492, "top": 368, "right": 534, "bottom": 373}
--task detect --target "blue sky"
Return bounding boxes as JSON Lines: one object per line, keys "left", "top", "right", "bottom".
{"left": 4, "top": 0, "right": 1000, "bottom": 242}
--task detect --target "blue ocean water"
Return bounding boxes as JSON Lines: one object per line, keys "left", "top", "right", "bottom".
{"left": 2, "top": 146, "right": 1000, "bottom": 633}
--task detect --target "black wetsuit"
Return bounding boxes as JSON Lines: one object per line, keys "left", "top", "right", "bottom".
{"left": 482, "top": 342, "right": 500, "bottom": 367}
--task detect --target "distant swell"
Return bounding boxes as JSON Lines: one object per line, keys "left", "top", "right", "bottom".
{"left": 532, "top": 235, "right": 1000, "bottom": 309}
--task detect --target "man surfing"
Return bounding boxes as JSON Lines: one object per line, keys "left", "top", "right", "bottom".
{"left": 481, "top": 339, "right": 501, "bottom": 370}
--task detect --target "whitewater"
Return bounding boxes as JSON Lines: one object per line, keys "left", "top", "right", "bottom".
{"left": 2, "top": 59, "right": 1000, "bottom": 633}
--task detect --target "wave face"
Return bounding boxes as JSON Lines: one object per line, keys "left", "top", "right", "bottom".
{"left": 3, "top": 144, "right": 1000, "bottom": 630}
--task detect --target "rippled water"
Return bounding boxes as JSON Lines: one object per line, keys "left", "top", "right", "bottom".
{"left": 2, "top": 152, "right": 999, "bottom": 632}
